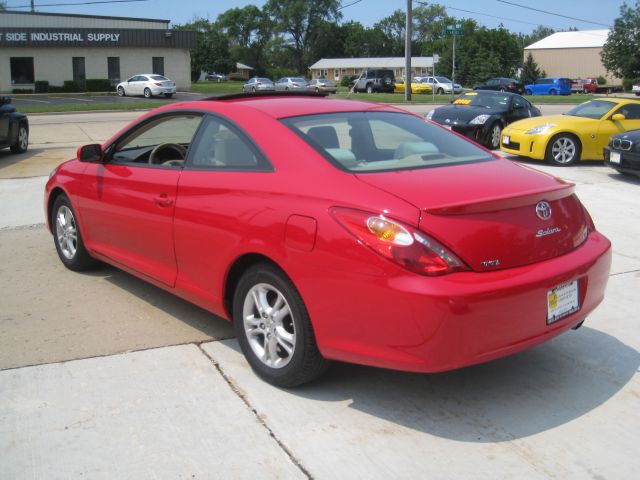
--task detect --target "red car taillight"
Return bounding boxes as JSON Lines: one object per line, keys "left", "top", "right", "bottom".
{"left": 508, "top": 83, "right": 516, "bottom": 89}
{"left": 330, "top": 207, "right": 468, "bottom": 276}
{"left": 154, "top": 82, "right": 163, "bottom": 86}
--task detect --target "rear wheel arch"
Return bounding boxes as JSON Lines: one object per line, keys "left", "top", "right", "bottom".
{"left": 224, "top": 254, "right": 288, "bottom": 319}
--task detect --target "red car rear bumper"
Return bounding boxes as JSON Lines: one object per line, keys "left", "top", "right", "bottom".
{"left": 304, "top": 231, "right": 611, "bottom": 372}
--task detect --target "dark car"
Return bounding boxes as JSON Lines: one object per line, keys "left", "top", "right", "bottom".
{"left": 604, "top": 130, "right": 640, "bottom": 178}
{"left": 0, "top": 96, "right": 29, "bottom": 154}
{"left": 205, "top": 72, "right": 227, "bottom": 82}
{"left": 473, "top": 77, "right": 524, "bottom": 94}
{"left": 426, "top": 90, "right": 541, "bottom": 149}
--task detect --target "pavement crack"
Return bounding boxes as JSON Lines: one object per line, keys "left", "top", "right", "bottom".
{"left": 610, "top": 269, "right": 640, "bottom": 277}
{"left": 196, "top": 343, "right": 313, "bottom": 480}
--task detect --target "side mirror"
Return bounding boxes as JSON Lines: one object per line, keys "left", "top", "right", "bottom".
{"left": 512, "top": 103, "right": 524, "bottom": 110}
{"left": 611, "top": 113, "right": 626, "bottom": 121}
{"left": 77, "top": 144, "right": 103, "bottom": 162}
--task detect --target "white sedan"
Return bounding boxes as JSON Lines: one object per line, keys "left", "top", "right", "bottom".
{"left": 116, "top": 74, "right": 177, "bottom": 98}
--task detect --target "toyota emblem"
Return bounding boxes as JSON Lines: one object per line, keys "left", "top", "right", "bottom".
{"left": 536, "top": 201, "right": 552, "bottom": 220}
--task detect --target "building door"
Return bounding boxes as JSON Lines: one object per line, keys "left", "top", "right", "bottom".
{"left": 152, "top": 57, "right": 164, "bottom": 76}
{"left": 72, "top": 57, "right": 86, "bottom": 89}
{"left": 107, "top": 57, "right": 120, "bottom": 87}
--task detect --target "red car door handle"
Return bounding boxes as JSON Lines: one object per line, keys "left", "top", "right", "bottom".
{"left": 153, "top": 194, "right": 174, "bottom": 207}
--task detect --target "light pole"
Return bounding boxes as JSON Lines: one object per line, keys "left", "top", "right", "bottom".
{"left": 404, "top": 0, "right": 412, "bottom": 102}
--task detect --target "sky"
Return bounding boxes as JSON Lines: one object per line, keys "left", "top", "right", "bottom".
{"left": 3, "top": 0, "right": 629, "bottom": 34}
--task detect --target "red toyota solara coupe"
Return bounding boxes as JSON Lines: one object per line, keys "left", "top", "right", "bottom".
{"left": 45, "top": 93, "right": 611, "bottom": 387}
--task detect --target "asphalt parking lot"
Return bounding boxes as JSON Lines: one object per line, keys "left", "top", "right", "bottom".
{"left": 0, "top": 107, "right": 639, "bottom": 479}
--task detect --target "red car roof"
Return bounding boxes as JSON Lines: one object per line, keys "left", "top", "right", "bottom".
{"left": 165, "top": 95, "right": 404, "bottom": 119}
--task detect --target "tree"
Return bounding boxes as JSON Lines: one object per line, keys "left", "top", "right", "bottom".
{"left": 265, "top": 0, "right": 342, "bottom": 74}
{"left": 0, "top": 1, "right": 6, "bottom": 11}
{"left": 601, "top": 1, "right": 640, "bottom": 79}
{"left": 174, "top": 19, "right": 234, "bottom": 80}
{"left": 521, "top": 52, "right": 544, "bottom": 85}
{"left": 217, "top": 6, "right": 273, "bottom": 74}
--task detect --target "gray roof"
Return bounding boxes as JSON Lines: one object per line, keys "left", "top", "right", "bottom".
{"left": 236, "top": 62, "right": 254, "bottom": 70}
{"left": 310, "top": 57, "right": 434, "bottom": 69}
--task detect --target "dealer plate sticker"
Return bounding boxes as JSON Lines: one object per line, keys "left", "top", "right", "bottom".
{"left": 547, "top": 280, "right": 579, "bottom": 324}
{"left": 610, "top": 151, "right": 621, "bottom": 164}
{"left": 503, "top": 135, "right": 510, "bottom": 145}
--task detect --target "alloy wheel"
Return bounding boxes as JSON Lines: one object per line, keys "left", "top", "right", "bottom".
{"left": 55, "top": 205, "right": 78, "bottom": 260}
{"left": 242, "top": 283, "right": 296, "bottom": 369}
{"left": 550, "top": 137, "right": 577, "bottom": 164}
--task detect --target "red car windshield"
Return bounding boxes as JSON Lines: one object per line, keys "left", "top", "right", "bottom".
{"left": 282, "top": 111, "right": 494, "bottom": 173}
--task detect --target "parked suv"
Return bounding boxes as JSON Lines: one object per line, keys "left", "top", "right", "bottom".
{"left": 353, "top": 69, "right": 396, "bottom": 93}
{"left": 524, "top": 77, "right": 572, "bottom": 96}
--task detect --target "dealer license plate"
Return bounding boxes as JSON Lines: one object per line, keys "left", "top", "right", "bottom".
{"left": 547, "top": 280, "right": 579, "bottom": 324}
{"left": 610, "top": 151, "right": 621, "bottom": 164}
{"left": 503, "top": 135, "right": 510, "bottom": 145}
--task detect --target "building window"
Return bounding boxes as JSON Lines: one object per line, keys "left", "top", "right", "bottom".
{"left": 152, "top": 57, "right": 164, "bottom": 75}
{"left": 108, "top": 57, "right": 120, "bottom": 86}
{"left": 10, "top": 57, "right": 34, "bottom": 84}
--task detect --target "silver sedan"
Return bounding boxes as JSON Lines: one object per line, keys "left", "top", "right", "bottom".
{"left": 308, "top": 78, "right": 337, "bottom": 94}
{"left": 242, "top": 77, "right": 275, "bottom": 93}
{"left": 116, "top": 74, "right": 177, "bottom": 98}
{"left": 274, "top": 77, "right": 309, "bottom": 91}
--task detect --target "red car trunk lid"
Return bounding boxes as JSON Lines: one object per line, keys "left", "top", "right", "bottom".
{"left": 355, "top": 160, "right": 589, "bottom": 271}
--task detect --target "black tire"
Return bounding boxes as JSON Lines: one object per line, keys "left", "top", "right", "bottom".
{"left": 51, "top": 195, "right": 96, "bottom": 271}
{"left": 117, "top": 86, "right": 125, "bottom": 97}
{"left": 545, "top": 133, "right": 581, "bottom": 166}
{"left": 144, "top": 88, "right": 152, "bottom": 98}
{"left": 635, "top": 92, "right": 640, "bottom": 97}
{"left": 499, "top": 87, "right": 506, "bottom": 92}
{"left": 233, "top": 263, "right": 328, "bottom": 387}
{"left": 10, "top": 123, "right": 28, "bottom": 153}
{"left": 164, "top": 93, "right": 173, "bottom": 98}
{"left": 487, "top": 122, "right": 502, "bottom": 150}
{"left": 366, "top": 84, "right": 374, "bottom": 94}
{"left": 437, "top": 87, "right": 444, "bottom": 94}
{"left": 549, "top": 89, "right": 557, "bottom": 95}
{"left": 525, "top": 89, "right": 532, "bottom": 95}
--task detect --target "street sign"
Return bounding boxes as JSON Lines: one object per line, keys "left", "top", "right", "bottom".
{"left": 433, "top": 53, "right": 440, "bottom": 63}
{"left": 444, "top": 23, "right": 464, "bottom": 36}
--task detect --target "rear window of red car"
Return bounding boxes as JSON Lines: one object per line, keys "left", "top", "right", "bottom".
{"left": 281, "top": 111, "right": 494, "bottom": 173}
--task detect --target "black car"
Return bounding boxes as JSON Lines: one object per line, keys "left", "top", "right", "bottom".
{"left": 604, "top": 130, "right": 640, "bottom": 178}
{"left": 425, "top": 90, "right": 540, "bottom": 149}
{"left": 0, "top": 96, "right": 29, "bottom": 154}
{"left": 473, "top": 77, "right": 524, "bottom": 94}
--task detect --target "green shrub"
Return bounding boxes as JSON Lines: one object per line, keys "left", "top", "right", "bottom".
{"left": 597, "top": 76, "right": 607, "bottom": 85}
{"left": 48, "top": 85, "right": 65, "bottom": 93}
{"left": 35, "top": 81, "right": 49, "bottom": 93}
{"left": 12, "top": 88, "right": 34, "bottom": 94}
{"left": 340, "top": 75, "right": 351, "bottom": 87}
{"left": 623, "top": 78, "right": 640, "bottom": 92}
{"left": 85, "top": 79, "right": 112, "bottom": 92}
{"left": 62, "top": 80, "right": 81, "bottom": 92}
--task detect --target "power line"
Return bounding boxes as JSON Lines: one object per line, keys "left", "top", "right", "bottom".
{"left": 338, "top": 0, "right": 363, "bottom": 11}
{"left": 496, "top": 0, "right": 611, "bottom": 28}
{"left": 5, "top": 0, "right": 148, "bottom": 9}
{"left": 420, "top": 2, "right": 552, "bottom": 28}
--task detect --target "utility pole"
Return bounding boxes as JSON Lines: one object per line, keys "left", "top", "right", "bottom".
{"left": 31, "top": 0, "right": 35, "bottom": 12}
{"left": 404, "top": 0, "right": 412, "bottom": 102}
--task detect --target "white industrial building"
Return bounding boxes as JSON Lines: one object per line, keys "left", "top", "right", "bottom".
{"left": 0, "top": 11, "right": 196, "bottom": 92}
{"left": 524, "top": 30, "right": 615, "bottom": 82}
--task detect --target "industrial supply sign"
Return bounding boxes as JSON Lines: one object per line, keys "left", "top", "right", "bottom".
{"left": 0, "top": 28, "right": 196, "bottom": 48}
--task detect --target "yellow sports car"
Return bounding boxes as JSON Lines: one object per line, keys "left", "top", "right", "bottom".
{"left": 500, "top": 98, "right": 640, "bottom": 165}
{"left": 394, "top": 79, "right": 432, "bottom": 94}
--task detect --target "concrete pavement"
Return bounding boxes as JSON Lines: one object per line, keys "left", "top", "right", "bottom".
{"left": 0, "top": 109, "right": 639, "bottom": 479}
